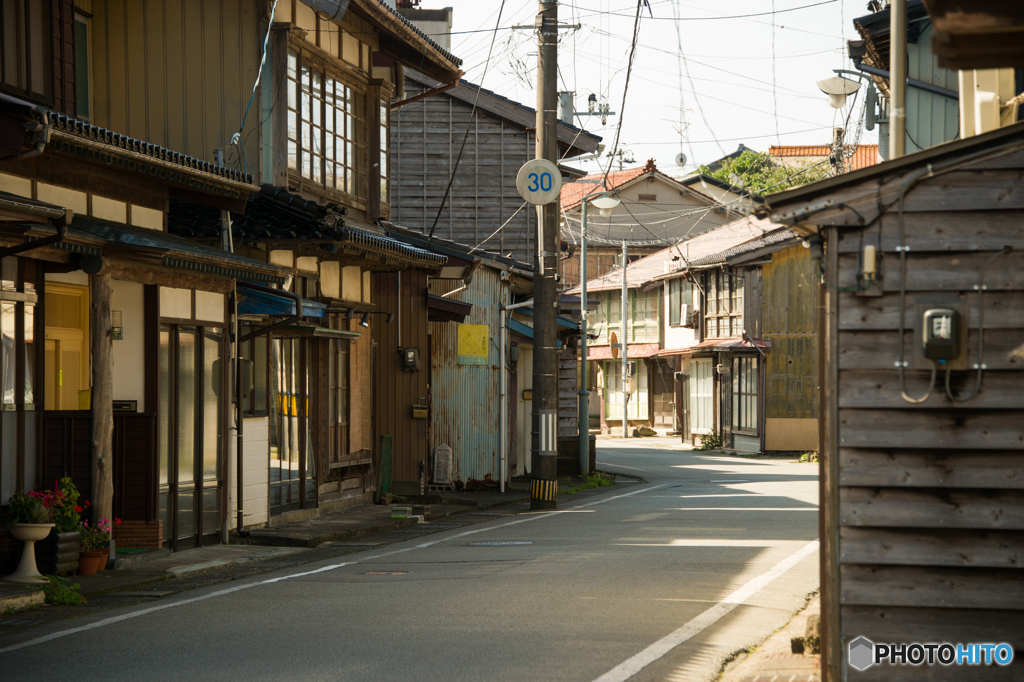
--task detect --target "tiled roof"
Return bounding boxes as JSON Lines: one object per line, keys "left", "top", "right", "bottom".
{"left": 47, "top": 112, "right": 254, "bottom": 186}
{"left": 769, "top": 144, "right": 879, "bottom": 171}
{"left": 375, "top": 0, "right": 462, "bottom": 66}
{"left": 169, "top": 186, "right": 445, "bottom": 267}
{"left": 683, "top": 227, "right": 797, "bottom": 268}
{"left": 560, "top": 166, "right": 648, "bottom": 210}
{"left": 567, "top": 216, "right": 773, "bottom": 293}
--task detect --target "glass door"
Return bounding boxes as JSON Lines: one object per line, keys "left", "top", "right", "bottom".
{"left": 270, "top": 337, "right": 316, "bottom": 516}
{"left": 159, "top": 324, "right": 223, "bottom": 550}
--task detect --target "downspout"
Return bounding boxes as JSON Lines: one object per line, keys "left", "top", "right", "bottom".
{"left": 500, "top": 297, "right": 535, "bottom": 492}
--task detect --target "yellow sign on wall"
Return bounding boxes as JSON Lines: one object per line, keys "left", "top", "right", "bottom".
{"left": 457, "top": 324, "right": 489, "bottom": 365}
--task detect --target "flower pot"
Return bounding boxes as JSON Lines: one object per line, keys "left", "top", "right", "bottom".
{"left": 3, "top": 523, "right": 56, "bottom": 584}
{"left": 76, "top": 550, "right": 107, "bottom": 576}
{"left": 36, "top": 530, "right": 81, "bottom": 575}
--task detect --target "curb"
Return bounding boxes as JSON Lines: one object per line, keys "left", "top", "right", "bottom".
{"left": 0, "top": 589, "right": 45, "bottom": 612}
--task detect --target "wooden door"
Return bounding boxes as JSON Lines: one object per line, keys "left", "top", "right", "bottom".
{"left": 43, "top": 283, "right": 90, "bottom": 410}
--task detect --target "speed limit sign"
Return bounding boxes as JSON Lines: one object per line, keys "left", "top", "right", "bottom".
{"left": 516, "top": 159, "right": 563, "bottom": 205}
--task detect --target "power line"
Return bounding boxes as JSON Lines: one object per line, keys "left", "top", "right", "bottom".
{"left": 577, "top": 0, "right": 838, "bottom": 21}
{"left": 600, "top": 0, "right": 644, "bottom": 190}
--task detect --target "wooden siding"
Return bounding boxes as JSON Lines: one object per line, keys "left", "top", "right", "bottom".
{"left": 372, "top": 271, "right": 429, "bottom": 494}
{"left": 51, "top": 0, "right": 76, "bottom": 116}
{"left": 89, "top": 0, "right": 263, "bottom": 177}
{"left": 822, "top": 156, "right": 1024, "bottom": 678}
{"left": 391, "top": 77, "right": 536, "bottom": 263}
{"left": 762, "top": 244, "right": 818, "bottom": 420}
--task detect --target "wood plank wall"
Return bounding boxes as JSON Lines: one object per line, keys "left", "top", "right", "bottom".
{"left": 88, "top": 0, "right": 262, "bottom": 175}
{"left": 828, "top": 154, "right": 1024, "bottom": 679}
{"left": 762, "top": 244, "right": 818, "bottom": 420}
{"left": 372, "top": 270, "right": 430, "bottom": 494}
{"left": 391, "top": 78, "right": 535, "bottom": 263}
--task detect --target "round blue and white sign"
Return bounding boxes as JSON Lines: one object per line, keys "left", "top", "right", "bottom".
{"left": 516, "top": 159, "right": 563, "bottom": 205}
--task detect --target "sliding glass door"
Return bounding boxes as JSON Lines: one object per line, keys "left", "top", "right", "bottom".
{"left": 270, "top": 337, "right": 316, "bottom": 515}
{"left": 159, "top": 325, "right": 224, "bottom": 550}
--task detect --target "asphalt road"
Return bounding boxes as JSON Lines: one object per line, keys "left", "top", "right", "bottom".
{"left": 0, "top": 439, "right": 819, "bottom": 682}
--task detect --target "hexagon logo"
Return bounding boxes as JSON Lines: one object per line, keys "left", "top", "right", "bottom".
{"left": 848, "top": 636, "right": 875, "bottom": 671}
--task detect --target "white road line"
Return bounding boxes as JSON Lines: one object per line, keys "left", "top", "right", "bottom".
{"left": 596, "top": 462, "right": 648, "bottom": 471}
{"left": 617, "top": 539, "right": 813, "bottom": 547}
{"left": 0, "top": 484, "right": 669, "bottom": 655}
{"left": 591, "top": 540, "right": 819, "bottom": 682}
{"left": 670, "top": 507, "right": 817, "bottom": 511}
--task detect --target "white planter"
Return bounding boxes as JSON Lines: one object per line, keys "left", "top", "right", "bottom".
{"left": 4, "top": 523, "right": 56, "bottom": 584}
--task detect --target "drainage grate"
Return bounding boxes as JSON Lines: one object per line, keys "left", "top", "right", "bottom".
{"left": 0, "top": 619, "right": 41, "bottom": 628}
{"left": 359, "top": 571, "right": 411, "bottom": 575}
{"left": 468, "top": 541, "right": 533, "bottom": 546}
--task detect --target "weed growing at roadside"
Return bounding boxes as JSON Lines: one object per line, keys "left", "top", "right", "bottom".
{"left": 694, "top": 429, "right": 724, "bottom": 451}
{"left": 34, "top": 575, "right": 87, "bottom": 605}
{"left": 560, "top": 473, "right": 615, "bottom": 495}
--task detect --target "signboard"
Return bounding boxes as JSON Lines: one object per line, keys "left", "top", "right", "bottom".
{"left": 516, "top": 159, "right": 563, "bottom": 205}
{"left": 457, "top": 324, "right": 490, "bottom": 365}
{"left": 610, "top": 332, "right": 619, "bottom": 359}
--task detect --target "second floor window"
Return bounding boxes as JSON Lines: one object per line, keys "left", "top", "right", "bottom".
{"left": 287, "top": 49, "right": 366, "bottom": 200}
{"left": 704, "top": 270, "right": 743, "bottom": 338}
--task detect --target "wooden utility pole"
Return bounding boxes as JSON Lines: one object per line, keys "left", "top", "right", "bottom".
{"left": 530, "top": 0, "right": 559, "bottom": 510}
{"left": 90, "top": 270, "right": 114, "bottom": 525}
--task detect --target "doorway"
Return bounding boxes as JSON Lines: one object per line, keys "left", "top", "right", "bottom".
{"left": 269, "top": 336, "right": 317, "bottom": 515}
{"left": 158, "top": 325, "right": 224, "bottom": 550}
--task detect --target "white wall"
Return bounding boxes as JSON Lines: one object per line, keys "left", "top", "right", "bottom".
{"left": 227, "top": 416, "right": 270, "bottom": 529}
{"left": 662, "top": 280, "right": 699, "bottom": 351}
{"left": 111, "top": 280, "right": 145, "bottom": 410}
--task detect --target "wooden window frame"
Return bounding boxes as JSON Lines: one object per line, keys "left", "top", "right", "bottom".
{"left": 0, "top": 0, "right": 54, "bottom": 106}
{"left": 732, "top": 355, "right": 758, "bottom": 434}
{"left": 285, "top": 41, "right": 369, "bottom": 208}
{"left": 702, "top": 270, "right": 743, "bottom": 339}
{"left": 326, "top": 312, "right": 351, "bottom": 467}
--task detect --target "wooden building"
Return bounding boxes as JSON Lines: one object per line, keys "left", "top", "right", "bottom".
{"left": 390, "top": 70, "right": 601, "bottom": 264}
{"left": 650, "top": 223, "right": 818, "bottom": 453}
{"left": 764, "top": 120, "right": 1024, "bottom": 680}
{"left": 560, "top": 161, "right": 747, "bottom": 288}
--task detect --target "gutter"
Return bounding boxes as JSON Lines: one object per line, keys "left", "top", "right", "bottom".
{"left": 853, "top": 61, "right": 959, "bottom": 100}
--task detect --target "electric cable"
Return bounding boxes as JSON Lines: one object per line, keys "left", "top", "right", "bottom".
{"left": 599, "top": 0, "right": 644, "bottom": 191}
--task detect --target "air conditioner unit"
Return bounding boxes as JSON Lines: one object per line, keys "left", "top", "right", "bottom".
{"left": 682, "top": 308, "right": 699, "bottom": 329}
{"left": 680, "top": 303, "right": 690, "bottom": 322}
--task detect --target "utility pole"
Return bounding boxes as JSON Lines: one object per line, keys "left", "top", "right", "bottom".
{"left": 621, "top": 240, "right": 629, "bottom": 439}
{"left": 890, "top": 0, "right": 907, "bottom": 159}
{"left": 530, "top": 0, "right": 560, "bottom": 510}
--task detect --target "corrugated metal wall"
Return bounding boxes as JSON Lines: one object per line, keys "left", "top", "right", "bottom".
{"left": 429, "top": 269, "right": 503, "bottom": 486}
{"left": 373, "top": 271, "right": 430, "bottom": 492}
{"left": 89, "top": 0, "right": 262, "bottom": 177}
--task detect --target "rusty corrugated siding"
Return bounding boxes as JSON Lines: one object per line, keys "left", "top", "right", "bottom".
{"left": 429, "top": 269, "right": 503, "bottom": 485}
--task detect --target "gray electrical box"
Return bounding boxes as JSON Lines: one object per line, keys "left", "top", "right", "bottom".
{"left": 402, "top": 348, "right": 421, "bottom": 372}
{"left": 923, "top": 307, "right": 961, "bottom": 361}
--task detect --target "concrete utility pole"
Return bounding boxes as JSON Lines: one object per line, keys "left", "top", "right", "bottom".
{"left": 530, "top": 0, "right": 560, "bottom": 510}
{"left": 890, "top": 0, "right": 907, "bottom": 159}
{"left": 621, "top": 240, "right": 629, "bottom": 439}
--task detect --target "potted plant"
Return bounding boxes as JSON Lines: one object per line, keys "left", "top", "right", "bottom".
{"left": 77, "top": 517, "right": 117, "bottom": 576}
{"left": 2, "top": 490, "right": 55, "bottom": 584}
{"left": 34, "top": 478, "right": 84, "bottom": 575}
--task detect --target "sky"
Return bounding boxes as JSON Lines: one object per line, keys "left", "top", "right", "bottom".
{"left": 429, "top": 0, "right": 881, "bottom": 178}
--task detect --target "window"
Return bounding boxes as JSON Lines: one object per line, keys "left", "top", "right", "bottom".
{"left": 668, "top": 277, "right": 694, "bottom": 327}
{"left": 637, "top": 194, "right": 657, "bottom": 202}
{"left": 733, "top": 356, "right": 758, "bottom": 433}
{"left": 327, "top": 313, "right": 350, "bottom": 465}
{"left": 379, "top": 98, "right": 389, "bottom": 204}
{"left": 74, "top": 13, "right": 90, "bottom": 119}
{"left": 0, "top": 0, "right": 52, "bottom": 104}
{"left": 633, "top": 289, "right": 659, "bottom": 326}
{"left": 703, "top": 270, "right": 743, "bottom": 339}
{"left": 286, "top": 48, "right": 366, "bottom": 199}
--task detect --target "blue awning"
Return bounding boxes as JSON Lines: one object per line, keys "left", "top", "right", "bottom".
{"left": 508, "top": 318, "right": 562, "bottom": 348}
{"left": 515, "top": 307, "right": 579, "bottom": 330}
{"left": 237, "top": 282, "right": 326, "bottom": 318}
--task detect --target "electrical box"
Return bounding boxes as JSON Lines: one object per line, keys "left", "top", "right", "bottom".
{"left": 922, "top": 308, "right": 961, "bottom": 361}
{"left": 401, "top": 348, "right": 421, "bottom": 372}
{"left": 509, "top": 345, "right": 521, "bottom": 363}
{"left": 412, "top": 405, "right": 428, "bottom": 419}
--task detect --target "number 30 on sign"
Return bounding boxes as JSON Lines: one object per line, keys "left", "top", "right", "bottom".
{"left": 516, "top": 159, "right": 563, "bottom": 205}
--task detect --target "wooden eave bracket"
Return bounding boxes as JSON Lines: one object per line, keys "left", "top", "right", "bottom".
{"left": 391, "top": 73, "right": 462, "bottom": 110}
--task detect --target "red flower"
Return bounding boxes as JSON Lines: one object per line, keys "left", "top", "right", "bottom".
{"left": 85, "top": 500, "right": 90, "bottom": 506}
{"left": 74, "top": 505, "right": 82, "bottom": 513}
{"left": 115, "top": 518, "right": 121, "bottom": 525}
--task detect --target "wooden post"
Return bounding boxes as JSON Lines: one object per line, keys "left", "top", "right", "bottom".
{"left": 90, "top": 270, "right": 114, "bottom": 525}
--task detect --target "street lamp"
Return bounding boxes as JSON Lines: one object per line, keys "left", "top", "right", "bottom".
{"left": 579, "top": 191, "right": 620, "bottom": 476}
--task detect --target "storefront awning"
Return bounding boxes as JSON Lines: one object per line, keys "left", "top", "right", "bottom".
{"left": 583, "top": 343, "right": 660, "bottom": 361}
{"left": 273, "top": 324, "right": 361, "bottom": 338}
{"left": 427, "top": 293, "right": 472, "bottom": 323}
{"left": 657, "top": 338, "right": 771, "bottom": 356}
{"left": 237, "top": 282, "right": 326, "bottom": 318}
